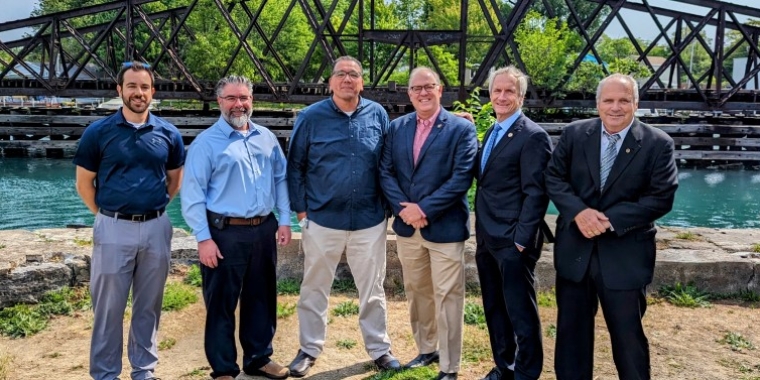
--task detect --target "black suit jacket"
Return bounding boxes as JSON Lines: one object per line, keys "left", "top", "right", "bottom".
{"left": 475, "top": 114, "right": 553, "bottom": 253}
{"left": 545, "top": 118, "right": 678, "bottom": 290}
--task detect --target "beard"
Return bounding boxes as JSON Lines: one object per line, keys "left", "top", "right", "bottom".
{"left": 122, "top": 93, "right": 150, "bottom": 114}
{"left": 223, "top": 107, "right": 253, "bottom": 129}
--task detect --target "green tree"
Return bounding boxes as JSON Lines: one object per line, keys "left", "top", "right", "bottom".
{"left": 513, "top": 11, "right": 573, "bottom": 91}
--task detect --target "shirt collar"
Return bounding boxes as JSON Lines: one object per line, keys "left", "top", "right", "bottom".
{"left": 116, "top": 107, "right": 156, "bottom": 128}
{"left": 417, "top": 107, "right": 441, "bottom": 127}
{"left": 601, "top": 119, "right": 633, "bottom": 142}
{"left": 496, "top": 110, "right": 522, "bottom": 132}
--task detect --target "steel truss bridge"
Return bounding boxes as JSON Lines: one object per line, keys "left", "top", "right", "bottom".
{"left": 1, "top": 0, "right": 760, "bottom": 111}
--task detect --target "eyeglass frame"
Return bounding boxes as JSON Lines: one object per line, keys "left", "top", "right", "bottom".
{"left": 219, "top": 95, "right": 253, "bottom": 103}
{"left": 408, "top": 84, "right": 440, "bottom": 94}
{"left": 332, "top": 70, "right": 362, "bottom": 79}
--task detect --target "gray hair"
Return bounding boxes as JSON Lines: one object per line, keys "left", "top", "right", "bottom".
{"left": 487, "top": 65, "right": 528, "bottom": 97}
{"left": 409, "top": 66, "right": 441, "bottom": 86}
{"left": 333, "top": 56, "right": 363, "bottom": 75}
{"left": 596, "top": 73, "right": 639, "bottom": 103}
{"left": 215, "top": 75, "right": 253, "bottom": 97}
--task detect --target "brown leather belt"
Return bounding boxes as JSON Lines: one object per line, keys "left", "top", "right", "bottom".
{"left": 225, "top": 215, "right": 268, "bottom": 226}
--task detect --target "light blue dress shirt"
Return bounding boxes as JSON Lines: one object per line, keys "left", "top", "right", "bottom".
{"left": 181, "top": 117, "right": 290, "bottom": 242}
{"left": 490, "top": 109, "right": 522, "bottom": 148}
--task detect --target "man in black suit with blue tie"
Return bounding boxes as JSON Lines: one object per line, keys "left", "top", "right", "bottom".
{"left": 380, "top": 66, "right": 478, "bottom": 380}
{"left": 545, "top": 73, "right": 678, "bottom": 380}
{"left": 474, "top": 66, "right": 553, "bottom": 380}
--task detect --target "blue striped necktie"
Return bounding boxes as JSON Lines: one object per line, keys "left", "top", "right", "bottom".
{"left": 481, "top": 124, "right": 502, "bottom": 172}
{"left": 600, "top": 131, "right": 621, "bottom": 191}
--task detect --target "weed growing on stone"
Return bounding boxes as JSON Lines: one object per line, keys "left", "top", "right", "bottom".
{"left": 659, "top": 282, "right": 711, "bottom": 308}
{"left": 277, "top": 278, "right": 301, "bottom": 295}
{"left": 336, "top": 338, "right": 357, "bottom": 350}
{"left": 719, "top": 331, "right": 755, "bottom": 352}
{"left": 277, "top": 302, "right": 296, "bottom": 319}
{"left": 183, "top": 264, "right": 202, "bottom": 287}
{"left": 161, "top": 282, "right": 198, "bottom": 312}
{"left": 464, "top": 301, "right": 487, "bottom": 330}
{"left": 332, "top": 300, "right": 359, "bottom": 317}
{"left": 752, "top": 243, "right": 760, "bottom": 253}
{"left": 0, "top": 244, "right": 5, "bottom": 250}
{"left": 158, "top": 337, "right": 176, "bottom": 351}
{"left": 675, "top": 231, "right": 700, "bottom": 240}
{"left": 73, "top": 237, "right": 92, "bottom": 247}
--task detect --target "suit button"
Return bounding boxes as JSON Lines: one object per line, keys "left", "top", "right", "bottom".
{"left": 575, "top": 257, "right": 581, "bottom": 262}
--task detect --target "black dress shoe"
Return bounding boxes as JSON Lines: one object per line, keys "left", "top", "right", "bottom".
{"left": 404, "top": 351, "right": 440, "bottom": 368}
{"left": 435, "top": 371, "right": 458, "bottom": 380}
{"left": 480, "top": 366, "right": 502, "bottom": 380}
{"left": 288, "top": 349, "right": 316, "bottom": 378}
{"left": 374, "top": 352, "right": 401, "bottom": 371}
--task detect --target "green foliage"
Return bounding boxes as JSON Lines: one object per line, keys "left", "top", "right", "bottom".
{"left": 332, "top": 301, "right": 360, "bottom": 317}
{"left": 336, "top": 338, "right": 357, "bottom": 350}
{"left": 737, "top": 290, "right": 760, "bottom": 303}
{"left": 0, "top": 352, "right": 13, "bottom": 380}
{"left": 277, "top": 302, "right": 296, "bottom": 319}
{"left": 362, "top": 366, "right": 434, "bottom": 379}
{"left": 158, "top": 337, "right": 176, "bottom": 351}
{"left": 162, "top": 283, "right": 199, "bottom": 312}
{"left": 545, "top": 324, "right": 557, "bottom": 338}
{"left": 464, "top": 301, "right": 486, "bottom": 329}
{"left": 462, "top": 330, "right": 491, "bottom": 363}
{"left": 675, "top": 231, "right": 700, "bottom": 240}
{"left": 0, "top": 286, "right": 91, "bottom": 338}
{"left": 183, "top": 264, "right": 202, "bottom": 287}
{"left": 0, "top": 244, "right": 6, "bottom": 250}
{"left": 565, "top": 61, "right": 604, "bottom": 93}
{"left": 514, "top": 11, "right": 573, "bottom": 91}
{"left": 659, "top": 282, "right": 711, "bottom": 308}
{"left": 452, "top": 87, "right": 496, "bottom": 141}
{"left": 537, "top": 288, "right": 557, "bottom": 308}
{"left": 73, "top": 237, "right": 92, "bottom": 247}
{"left": 277, "top": 278, "right": 301, "bottom": 295}
{"left": 751, "top": 243, "right": 760, "bottom": 253}
{"left": 332, "top": 278, "right": 358, "bottom": 294}
{"left": 719, "top": 331, "right": 755, "bottom": 352}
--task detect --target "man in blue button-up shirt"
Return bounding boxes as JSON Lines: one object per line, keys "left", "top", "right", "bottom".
{"left": 181, "top": 76, "right": 291, "bottom": 380}
{"left": 286, "top": 56, "right": 400, "bottom": 377}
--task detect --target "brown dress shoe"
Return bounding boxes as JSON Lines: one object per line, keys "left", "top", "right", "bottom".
{"left": 247, "top": 360, "right": 290, "bottom": 379}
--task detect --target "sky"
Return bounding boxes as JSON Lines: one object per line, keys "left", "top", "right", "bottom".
{"left": 0, "top": 0, "right": 757, "bottom": 44}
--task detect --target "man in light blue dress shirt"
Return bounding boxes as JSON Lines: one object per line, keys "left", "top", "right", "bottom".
{"left": 180, "top": 75, "right": 291, "bottom": 380}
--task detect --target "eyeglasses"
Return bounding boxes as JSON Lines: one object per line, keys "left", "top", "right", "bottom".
{"left": 409, "top": 84, "right": 439, "bottom": 94}
{"left": 220, "top": 95, "right": 252, "bottom": 103}
{"left": 122, "top": 61, "right": 151, "bottom": 69}
{"left": 332, "top": 70, "right": 362, "bottom": 79}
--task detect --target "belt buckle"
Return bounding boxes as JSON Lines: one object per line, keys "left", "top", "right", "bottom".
{"left": 132, "top": 214, "right": 144, "bottom": 222}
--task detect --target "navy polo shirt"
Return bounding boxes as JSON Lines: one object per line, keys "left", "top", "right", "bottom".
{"left": 73, "top": 108, "right": 185, "bottom": 214}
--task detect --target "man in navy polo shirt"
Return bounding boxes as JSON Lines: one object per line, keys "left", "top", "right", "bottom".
{"left": 74, "top": 61, "right": 185, "bottom": 380}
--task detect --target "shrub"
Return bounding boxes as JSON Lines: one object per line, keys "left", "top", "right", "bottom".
{"left": 183, "top": 265, "right": 202, "bottom": 287}
{"left": 537, "top": 288, "right": 557, "bottom": 307}
{"left": 277, "top": 302, "right": 296, "bottom": 319}
{"left": 332, "top": 278, "right": 358, "bottom": 294}
{"left": 464, "top": 301, "right": 487, "bottom": 329}
{"left": 277, "top": 278, "right": 301, "bottom": 295}
{"left": 659, "top": 282, "right": 711, "bottom": 308}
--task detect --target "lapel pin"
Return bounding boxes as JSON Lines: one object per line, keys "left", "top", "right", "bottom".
{"left": 436, "top": 124, "right": 442, "bottom": 128}
{"left": 508, "top": 132, "right": 513, "bottom": 138}
{"left": 626, "top": 148, "right": 631, "bottom": 153}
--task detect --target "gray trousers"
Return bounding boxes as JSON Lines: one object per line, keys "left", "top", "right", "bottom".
{"left": 89, "top": 212, "right": 172, "bottom": 380}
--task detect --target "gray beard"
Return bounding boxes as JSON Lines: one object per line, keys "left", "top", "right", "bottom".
{"left": 226, "top": 114, "right": 249, "bottom": 129}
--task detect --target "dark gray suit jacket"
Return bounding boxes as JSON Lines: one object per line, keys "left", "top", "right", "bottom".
{"left": 545, "top": 118, "right": 679, "bottom": 290}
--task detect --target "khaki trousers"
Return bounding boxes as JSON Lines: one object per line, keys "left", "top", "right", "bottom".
{"left": 396, "top": 230, "right": 465, "bottom": 373}
{"left": 297, "top": 219, "right": 392, "bottom": 360}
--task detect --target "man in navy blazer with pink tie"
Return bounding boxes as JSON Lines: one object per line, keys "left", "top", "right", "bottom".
{"left": 379, "top": 66, "right": 477, "bottom": 380}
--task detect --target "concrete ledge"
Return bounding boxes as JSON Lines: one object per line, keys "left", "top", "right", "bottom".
{"left": 1, "top": 215, "right": 759, "bottom": 307}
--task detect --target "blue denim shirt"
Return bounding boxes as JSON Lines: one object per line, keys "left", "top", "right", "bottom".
{"left": 287, "top": 97, "right": 390, "bottom": 231}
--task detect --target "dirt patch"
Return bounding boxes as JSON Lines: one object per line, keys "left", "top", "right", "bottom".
{"left": 0, "top": 279, "right": 758, "bottom": 380}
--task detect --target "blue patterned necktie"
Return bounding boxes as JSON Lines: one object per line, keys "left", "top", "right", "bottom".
{"left": 481, "top": 124, "right": 502, "bottom": 172}
{"left": 600, "top": 131, "right": 621, "bottom": 191}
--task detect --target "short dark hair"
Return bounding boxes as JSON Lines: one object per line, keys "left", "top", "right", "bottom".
{"left": 117, "top": 61, "right": 154, "bottom": 87}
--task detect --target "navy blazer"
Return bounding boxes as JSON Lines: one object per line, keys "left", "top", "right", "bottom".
{"left": 379, "top": 108, "right": 478, "bottom": 243}
{"left": 545, "top": 118, "right": 678, "bottom": 290}
{"left": 474, "top": 114, "right": 553, "bottom": 253}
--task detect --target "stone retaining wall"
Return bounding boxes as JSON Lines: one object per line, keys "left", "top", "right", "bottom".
{"left": 1, "top": 216, "right": 759, "bottom": 308}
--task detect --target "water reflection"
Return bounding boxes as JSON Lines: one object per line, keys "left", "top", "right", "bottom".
{"left": 1, "top": 158, "right": 759, "bottom": 230}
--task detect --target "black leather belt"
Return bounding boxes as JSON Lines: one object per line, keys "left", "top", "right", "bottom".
{"left": 99, "top": 208, "right": 165, "bottom": 222}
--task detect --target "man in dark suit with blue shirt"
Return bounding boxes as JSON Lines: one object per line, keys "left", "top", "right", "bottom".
{"left": 379, "top": 66, "right": 478, "bottom": 380}
{"left": 474, "top": 66, "right": 553, "bottom": 380}
{"left": 545, "top": 73, "right": 678, "bottom": 380}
